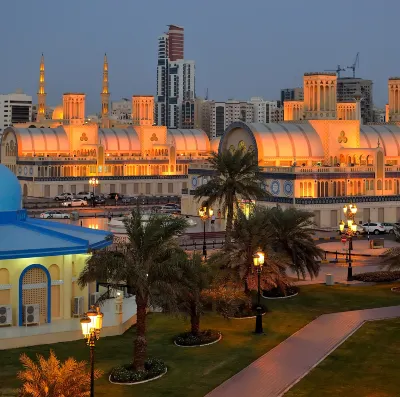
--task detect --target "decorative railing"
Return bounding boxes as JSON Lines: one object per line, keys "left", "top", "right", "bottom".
{"left": 32, "top": 175, "right": 189, "bottom": 182}
{"left": 295, "top": 195, "right": 400, "bottom": 205}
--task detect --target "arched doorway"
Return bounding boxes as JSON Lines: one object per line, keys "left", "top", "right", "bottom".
{"left": 49, "top": 264, "right": 61, "bottom": 319}
{"left": 19, "top": 265, "right": 51, "bottom": 326}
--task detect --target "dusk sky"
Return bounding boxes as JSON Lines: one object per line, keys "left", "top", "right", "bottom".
{"left": 2, "top": 0, "right": 399, "bottom": 113}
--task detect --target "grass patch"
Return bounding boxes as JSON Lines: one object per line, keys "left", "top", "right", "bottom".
{"left": 285, "top": 317, "right": 400, "bottom": 397}
{"left": 2, "top": 283, "right": 400, "bottom": 397}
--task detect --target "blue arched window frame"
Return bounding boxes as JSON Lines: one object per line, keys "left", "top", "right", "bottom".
{"left": 19, "top": 264, "right": 51, "bottom": 326}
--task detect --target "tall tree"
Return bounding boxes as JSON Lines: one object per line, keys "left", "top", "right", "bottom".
{"left": 264, "top": 206, "right": 322, "bottom": 280}
{"left": 18, "top": 350, "right": 102, "bottom": 397}
{"left": 194, "top": 149, "right": 268, "bottom": 243}
{"left": 78, "top": 208, "right": 188, "bottom": 371}
{"left": 208, "top": 207, "right": 290, "bottom": 295}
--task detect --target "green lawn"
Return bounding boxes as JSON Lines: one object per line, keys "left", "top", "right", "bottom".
{"left": 2, "top": 283, "right": 400, "bottom": 397}
{"left": 285, "top": 318, "right": 400, "bottom": 397}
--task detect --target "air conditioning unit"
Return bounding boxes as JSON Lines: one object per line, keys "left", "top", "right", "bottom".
{"left": 0, "top": 305, "right": 12, "bottom": 326}
{"left": 23, "top": 304, "right": 40, "bottom": 326}
{"left": 90, "top": 292, "right": 102, "bottom": 306}
{"left": 72, "top": 296, "right": 84, "bottom": 317}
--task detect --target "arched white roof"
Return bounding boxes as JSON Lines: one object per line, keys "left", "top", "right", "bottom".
{"left": 210, "top": 137, "right": 221, "bottom": 153}
{"left": 167, "top": 129, "right": 210, "bottom": 152}
{"left": 220, "top": 121, "right": 324, "bottom": 159}
{"left": 98, "top": 128, "right": 141, "bottom": 152}
{"left": 5, "top": 126, "right": 70, "bottom": 153}
{"left": 360, "top": 125, "right": 400, "bottom": 157}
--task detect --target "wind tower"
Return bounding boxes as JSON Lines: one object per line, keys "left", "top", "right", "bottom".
{"left": 36, "top": 53, "right": 46, "bottom": 122}
{"left": 101, "top": 53, "right": 110, "bottom": 127}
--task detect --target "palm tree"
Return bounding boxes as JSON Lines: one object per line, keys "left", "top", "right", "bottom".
{"left": 264, "top": 206, "right": 322, "bottom": 280}
{"left": 194, "top": 149, "right": 269, "bottom": 243}
{"left": 176, "top": 253, "right": 211, "bottom": 336}
{"left": 78, "top": 208, "right": 188, "bottom": 372}
{"left": 18, "top": 350, "right": 102, "bottom": 397}
{"left": 208, "top": 207, "right": 290, "bottom": 295}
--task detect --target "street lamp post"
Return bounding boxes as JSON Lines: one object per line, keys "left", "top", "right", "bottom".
{"left": 340, "top": 203, "right": 358, "bottom": 281}
{"left": 253, "top": 251, "right": 265, "bottom": 334}
{"left": 198, "top": 206, "right": 213, "bottom": 259}
{"left": 80, "top": 306, "right": 103, "bottom": 397}
{"left": 89, "top": 178, "right": 99, "bottom": 207}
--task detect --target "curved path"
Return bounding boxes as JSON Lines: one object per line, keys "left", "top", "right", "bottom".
{"left": 205, "top": 305, "right": 400, "bottom": 397}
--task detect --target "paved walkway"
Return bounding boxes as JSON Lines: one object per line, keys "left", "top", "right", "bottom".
{"left": 206, "top": 305, "right": 400, "bottom": 397}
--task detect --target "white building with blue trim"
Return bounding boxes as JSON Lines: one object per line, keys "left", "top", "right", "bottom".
{"left": 0, "top": 165, "right": 112, "bottom": 327}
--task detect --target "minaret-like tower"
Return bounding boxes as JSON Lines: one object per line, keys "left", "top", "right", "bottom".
{"left": 101, "top": 53, "right": 110, "bottom": 123}
{"left": 36, "top": 53, "right": 46, "bottom": 122}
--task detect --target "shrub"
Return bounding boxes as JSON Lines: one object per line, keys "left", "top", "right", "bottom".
{"left": 175, "top": 330, "right": 220, "bottom": 346}
{"left": 352, "top": 271, "right": 400, "bottom": 282}
{"left": 110, "top": 358, "right": 166, "bottom": 384}
{"left": 262, "top": 285, "right": 299, "bottom": 298}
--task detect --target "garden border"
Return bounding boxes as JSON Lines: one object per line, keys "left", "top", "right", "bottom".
{"left": 109, "top": 367, "right": 168, "bottom": 385}
{"left": 262, "top": 292, "right": 298, "bottom": 300}
{"left": 174, "top": 333, "right": 222, "bottom": 348}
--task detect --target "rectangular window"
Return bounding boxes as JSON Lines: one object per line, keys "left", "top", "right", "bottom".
{"left": 146, "top": 183, "right": 151, "bottom": 194}
{"left": 157, "top": 183, "right": 163, "bottom": 194}
{"left": 71, "top": 185, "right": 76, "bottom": 194}
{"left": 121, "top": 184, "right": 127, "bottom": 194}
{"left": 168, "top": 183, "right": 173, "bottom": 194}
{"left": 133, "top": 183, "right": 139, "bottom": 194}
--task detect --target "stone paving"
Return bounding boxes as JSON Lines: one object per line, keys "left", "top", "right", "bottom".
{"left": 205, "top": 305, "right": 400, "bottom": 397}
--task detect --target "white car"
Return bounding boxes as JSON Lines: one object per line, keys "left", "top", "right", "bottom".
{"left": 54, "top": 192, "right": 74, "bottom": 201}
{"left": 362, "top": 222, "right": 386, "bottom": 235}
{"left": 61, "top": 199, "right": 87, "bottom": 207}
{"left": 40, "top": 211, "right": 70, "bottom": 219}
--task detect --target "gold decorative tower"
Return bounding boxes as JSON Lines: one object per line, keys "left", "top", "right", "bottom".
{"left": 101, "top": 53, "right": 110, "bottom": 127}
{"left": 36, "top": 53, "right": 46, "bottom": 122}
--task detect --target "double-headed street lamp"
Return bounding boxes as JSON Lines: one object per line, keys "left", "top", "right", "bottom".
{"left": 339, "top": 203, "right": 358, "bottom": 281}
{"left": 253, "top": 251, "right": 265, "bottom": 334}
{"left": 80, "top": 306, "right": 103, "bottom": 397}
{"left": 89, "top": 178, "right": 99, "bottom": 207}
{"left": 198, "top": 206, "right": 213, "bottom": 259}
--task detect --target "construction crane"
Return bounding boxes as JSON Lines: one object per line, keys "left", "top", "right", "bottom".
{"left": 347, "top": 52, "right": 360, "bottom": 78}
{"left": 324, "top": 65, "right": 346, "bottom": 77}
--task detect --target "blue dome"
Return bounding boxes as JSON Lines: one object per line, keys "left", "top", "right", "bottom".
{"left": 0, "top": 165, "right": 22, "bottom": 212}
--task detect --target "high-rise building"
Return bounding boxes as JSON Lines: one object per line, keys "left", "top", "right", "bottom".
{"left": 0, "top": 90, "right": 32, "bottom": 134}
{"left": 280, "top": 88, "right": 303, "bottom": 105}
{"left": 249, "top": 97, "right": 279, "bottom": 123}
{"left": 337, "top": 78, "right": 373, "bottom": 123}
{"left": 111, "top": 98, "right": 132, "bottom": 122}
{"left": 155, "top": 25, "right": 196, "bottom": 128}
{"left": 168, "top": 25, "right": 184, "bottom": 61}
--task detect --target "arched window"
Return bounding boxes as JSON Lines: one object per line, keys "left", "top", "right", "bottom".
{"left": 308, "top": 182, "right": 312, "bottom": 197}
{"left": 300, "top": 182, "right": 303, "bottom": 197}
{"left": 324, "top": 181, "right": 329, "bottom": 197}
{"left": 389, "top": 180, "right": 393, "bottom": 190}
{"left": 357, "top": 181, "right": 361, "bottom": 195}
{"left": 333, "top": 181, "right": 337, "bottom": 196}
{"left": 377, "top": 180, "right": 382, "bottom": 190}
{"left": 370, "top": 180, "right": 374, "bottom": 190}
{"left": 385, "top": 180, "right": 388, "bottom": 190}
{"left": 342, "top": 181, "right": 345, "bottom": 196}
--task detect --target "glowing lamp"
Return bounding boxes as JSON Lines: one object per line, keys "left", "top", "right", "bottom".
{"left": 343, "top": 205, "right": 347, "bottom": 214}
{"left": 351, "top": 224, "right": 357, "bottom": 233}
{"left": 339, "top": 220, "right": 345, "bottom": 232}
{"left": 350, "top": 205, "right": 357, "bottom": 214}
{"left": 347, "top": 219, "right": 353, "bottom": 227}
{"left": 253, "top": 251, "right": 265, "bottom": 267}
{"left": 209, "top": 208, "right": 214, "bottom": 217}
{"left": 95, "top": 308, "right": 103, "bottom": 331}
{"left": 80, "top": 316, "right": 91, "bottom": 338}
{"left": 87, "top": 306, "right": 98, "bottom": 330}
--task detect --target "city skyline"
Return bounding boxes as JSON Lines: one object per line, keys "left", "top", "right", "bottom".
{"left": 1, "top": 0, "right": 399, "bottom": 113}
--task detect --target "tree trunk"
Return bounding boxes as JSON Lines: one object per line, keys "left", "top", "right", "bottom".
{"left": 225, "top": 202, "right": 234, "bottom": 245}
{"left": 190, "top": 305, "right": 200, "bottom": 336}
{"left": 133, "top": 294, "right": 148, "bottom": 372}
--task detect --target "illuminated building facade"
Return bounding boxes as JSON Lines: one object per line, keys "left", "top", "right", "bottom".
{"left": 183, "top": 72, "right": 400, "bottom": 228}
{"left": 0, "top": 55, "right": 210, "bottom": 198}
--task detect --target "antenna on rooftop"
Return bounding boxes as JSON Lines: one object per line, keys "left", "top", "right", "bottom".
{"left": 205, "top": 88, "right": 209, "bottom": 100}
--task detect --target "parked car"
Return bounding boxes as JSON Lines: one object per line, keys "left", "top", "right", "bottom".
{"left": 337, "top": 224, "right": 364, "bottom": 235}
{"left": 164, "top": 203, "right": 181, "bottom": 209}
{"left": 381, "top": 222, "right": 395, "bottom": 234}
{"left": 108, "top": 193, "right": 121, "bottom": 200}
{"left": 362, "top": 222, "right": 386, "bottom": 235}
{"left": 61, "top": 199, "right": 87, "bottom": 207}
{"left": 75, "top": 192, "right": 93, "bottom": 200}
{"left": 40, "top": 211, "right": 70, "bottom": 219}
{"left": 94, "top": 195, "right": 106, "bottom": 204}
{"left": 121, "top": 195, "right": 134, "bottom": 204}
{"left": 159, "top": 205, "right": 181, "bottom": 214}
{"left": 54, "top": 192, "right": 74, "bottom": 201}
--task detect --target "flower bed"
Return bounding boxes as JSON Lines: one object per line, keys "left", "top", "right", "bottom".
{"left": 352, "top": 271, "right": 400, "bottom": 283}
{"left": 262, "top": 286, "right": 299, "bottom": 299}
{"left": 109, "top": 358, "right": 167, "bottom": 385}
{"left": 229, "top": 304, "right": 267, "bottom": 319}
{"left": 174, "top": 330, "right": 221, "bottom": 347}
